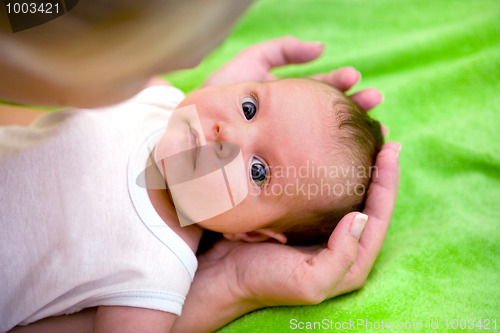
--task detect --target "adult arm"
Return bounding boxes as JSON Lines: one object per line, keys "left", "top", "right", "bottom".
{"left": 0, "top": 104, "right": 47, "bottom": 126}
{"left": 0, "top": 77, "right": 172, "bottom": 127}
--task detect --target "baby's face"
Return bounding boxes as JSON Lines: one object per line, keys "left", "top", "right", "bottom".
{"left": 156, "top": 79, "right": 340, "bottom": 234}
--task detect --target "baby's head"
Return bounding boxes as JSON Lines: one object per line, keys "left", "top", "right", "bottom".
{"left": 155, "top": 78, "right": 383, "bottom": 245}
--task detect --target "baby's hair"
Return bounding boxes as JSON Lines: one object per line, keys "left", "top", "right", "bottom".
{"left": 274, "top": 86, "right": 384, "bottom": 245}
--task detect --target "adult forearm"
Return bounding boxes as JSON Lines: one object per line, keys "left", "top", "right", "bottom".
{"left": 0, "top": 104, "right": 47, "bottom": 126}
{"left": 172, "top": 263, "right": 261, "bottom": 333}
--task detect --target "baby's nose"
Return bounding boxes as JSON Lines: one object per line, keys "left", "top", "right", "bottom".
{"left": 214, "top": 121, "right": 236, "bottom": 143}
{"left": 212, "top": 121, "right": 252, "bottom": 155}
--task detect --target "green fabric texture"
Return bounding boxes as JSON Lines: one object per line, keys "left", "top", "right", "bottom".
{"left": 166, "top": 0, "right": 500, "bottom": 332}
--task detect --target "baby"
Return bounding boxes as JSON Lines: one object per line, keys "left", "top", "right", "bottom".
{"left": 0, "top": 78, "right": 382, "bottom": 331}
{"left": 153, "top": 78, "right": 383, "bottom": 245}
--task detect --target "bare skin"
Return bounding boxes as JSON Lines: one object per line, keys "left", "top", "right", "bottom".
{"left": 5, "top": 37, "right": 399, "bottom": 333}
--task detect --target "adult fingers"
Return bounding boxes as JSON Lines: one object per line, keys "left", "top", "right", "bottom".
{"left": 244, "top": 36, "right": 324, "bottom": 70}
{"left": 360, "top": 141, "right": 401, "bottom": 253}
{"left": 302, "top": 212, "right": 368, "bottom": 302}
{"left": 329, "top": 142, "right": 400, "bottom": 297}
{"left": 311, "top": 69, "right": 384, "bottom": 110}
{"left": 357, "top": 141, "right": 401, "bottom": 264}
{"left": 310, "top": 67, "right": 361, "bottom": 92}
{"left": 349, "top": 88, "right": 384, "bottom": 111}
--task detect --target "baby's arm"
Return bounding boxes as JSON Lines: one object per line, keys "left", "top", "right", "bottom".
{"left": 8, "top": 306, "right": 176, "bottom": 333}
{"left": 93, "top": 306, "right": 176, "bottom": 333}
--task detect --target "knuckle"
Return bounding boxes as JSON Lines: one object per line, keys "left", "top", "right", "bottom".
{"left": 355, "top": 277, "right": 367, "bottom": 289}
{"left": 239, "top": 47, "right": 255, "bottom": 58}
{"left": 303, "top": 286, "right": 326, "bottom": 305}
{"left": 352, "top": 271, "right": 368, "bottom": 290}
{"left": 340, "top": 252, "right": 356, "bottom": 272}
{"left": 291, "top": 274, "right": 327, "bottom": 305}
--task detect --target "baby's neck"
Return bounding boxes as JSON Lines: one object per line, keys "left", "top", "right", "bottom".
{"left": 146, "top": 162, "right": 202, "bottom": 253}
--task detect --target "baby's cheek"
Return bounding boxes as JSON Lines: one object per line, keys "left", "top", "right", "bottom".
{"left": 221, "top": 148, "right": 248, "bottom": 207}
{"left": 169, "top": 170, "right": 235, "bottom": 226}
{"left": 168, "top": 144, "right": 249, "bottom": 227}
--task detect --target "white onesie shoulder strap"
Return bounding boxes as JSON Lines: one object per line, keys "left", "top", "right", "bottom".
{"left": 128, "top": 126, "right": 198, "bottom": 279}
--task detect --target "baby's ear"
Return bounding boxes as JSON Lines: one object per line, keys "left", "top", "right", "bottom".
{"left": 223, "top": 229, "right": 287, "bottom": 244}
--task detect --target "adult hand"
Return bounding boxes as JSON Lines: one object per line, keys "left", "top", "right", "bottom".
{"left": 173, "top": 141, "right": 400, "bottom": 333}
{"left": 171, "top": 36, "right": 399, "bottom": 333}
{"left": 203, "top": 36, "right": 383, "bottom": 111}
{"left": 10, "top": 36, "right": 397, "bottom": 333}
{"left": 236, "top": 141, "right": 401, "bottom": 304}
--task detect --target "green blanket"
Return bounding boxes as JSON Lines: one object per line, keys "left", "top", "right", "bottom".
{"left": 166, "top": 0, "right": 500, "bottom": 331}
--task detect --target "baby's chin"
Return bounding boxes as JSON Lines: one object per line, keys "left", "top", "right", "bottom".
{"left": 187, "top": 217, "right": 219, "bottom": 231}
{"left": 192, "top": 217, "right": 237, "bottom": 234}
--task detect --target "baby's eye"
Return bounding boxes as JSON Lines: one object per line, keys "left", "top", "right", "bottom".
{"left": 242, "top": 96, "right": 258, "bottom": 120}
{"left": 250, "top": 158, "right": 267, "bottom": 186}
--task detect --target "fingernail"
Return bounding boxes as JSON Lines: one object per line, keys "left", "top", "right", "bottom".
{"left": 392, "top": 143, "right": 401, "bottom": 159}
{"left": 350, "top": 213, "right": 368, "bottom": 240}
{"left": 310, "top": 41, "right": 324, "bottom": 50}
{"left": 356, "top": 70, "right": 362, "bottom": 82}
